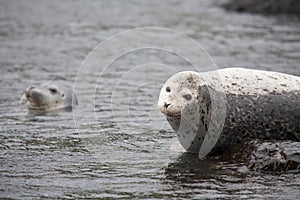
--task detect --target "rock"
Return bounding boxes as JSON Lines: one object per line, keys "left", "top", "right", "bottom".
{"left": 222, "top": 0, "right": 300, "bottom": 16}
{"left": 223, "top": 140, "right": 300, "bottom": 173}
{"left": 248, "top": 141, "right": 300, "bottom": 173}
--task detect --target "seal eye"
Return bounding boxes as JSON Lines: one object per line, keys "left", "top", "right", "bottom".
{"left": 183, "top": 94, "right": 192, "bottom": 101}
{"left": 166, "top": 87, "right": 171, "bottom": 92}
{"left": 49, "top": 88, "right": 57, "bottom": 94}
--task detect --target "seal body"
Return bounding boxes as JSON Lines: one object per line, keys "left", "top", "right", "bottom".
{"left": 158, "top": 68, "right": 300, "bottom": 155}
{"left": 21, "top": 82, "right": 78, "bottom": 112}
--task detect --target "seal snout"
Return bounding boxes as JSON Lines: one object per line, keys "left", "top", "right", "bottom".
{"left": 25, "top": 86, "right": 49, "bottom": 108}
{"left": 25, "top": 86, "right": 37, "bottom": 97}
{"left": 25, "top": 87, "right": 31, "bottom": 98}
{"left": 164, "top": 102, "right": 171, "bottom": 108}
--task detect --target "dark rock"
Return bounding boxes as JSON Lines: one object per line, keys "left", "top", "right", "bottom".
{"left": 222, "top": 0, "right": 300, "bottom": 16}
{"left": 248, "top": 141, "right": 300, "bottom": 173}
{"left": 223, "top": 140, "right": 300, "bottom": 173}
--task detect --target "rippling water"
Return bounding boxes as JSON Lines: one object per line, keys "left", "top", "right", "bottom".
{"left": 1, "top": 0, "right": 300, "bottom": 199}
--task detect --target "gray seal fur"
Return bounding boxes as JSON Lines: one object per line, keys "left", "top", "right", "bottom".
{"left": 158, "top": 68, "right": 300, "bottom": 154}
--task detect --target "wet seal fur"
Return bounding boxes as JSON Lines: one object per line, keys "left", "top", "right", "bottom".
{"left": 158, "top": 68, "right": 300, "bottom": 155}
{"left": 21, "top": 82, "right": 78, "bottom": 112}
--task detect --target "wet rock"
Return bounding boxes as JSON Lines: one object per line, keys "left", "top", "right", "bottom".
{"left": 223, "top": 140, "right": 300, "bottom": 173}
{"left": 248, "top": 141, "right": 300, "bottom": 173}
{"left": 222, "top": 0, "right": 300, "bottom": 16}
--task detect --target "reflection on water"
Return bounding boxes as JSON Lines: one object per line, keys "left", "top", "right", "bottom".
{"left": 0, "top": 0, "right": 299, "bottom": 199}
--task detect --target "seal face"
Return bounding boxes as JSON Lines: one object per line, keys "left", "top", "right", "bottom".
{"left": 21, "top": 83, "right": 78, "bottom": 111}
{"left": 158, "top": 71, "right": 215, "bottom": 153}
{"left": 158, "top": 68, "right": 300, "bottom": 155}
{"left": 158, "top": 71, "right": 202, "bottom": 118}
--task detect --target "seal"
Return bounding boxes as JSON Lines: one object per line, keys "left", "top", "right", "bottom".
{"left": 21, "top": 82, "right": 78, "bottom": 112}
{"left": 158, "top": 68, "right": 300, "bottom": 155}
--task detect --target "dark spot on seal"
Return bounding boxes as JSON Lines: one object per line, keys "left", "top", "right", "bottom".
{"left": 166, "top": 87, "right": 171, "bottom": 92}
{"left": 280, "top": 83, "right": 287, "bottom": 87}
{"left": 206, "top": 103, "right": 210, "bottom": 111}
{"left": 205, "top": 124, "right": 208, "bottom": 132}
{"left": 201, "top": 116, "right": 205, "bottom": 125}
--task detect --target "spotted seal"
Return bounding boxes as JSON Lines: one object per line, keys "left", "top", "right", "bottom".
{"left": 21, "top": 82, "right": 78, "bottom": 112}
{"left": 158, "top": 68, "right": 300, "bottom": 155}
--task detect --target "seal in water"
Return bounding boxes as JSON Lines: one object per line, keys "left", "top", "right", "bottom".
{"left": 21, "top": 82, "right": 78, "bottom": 112}
{"left": 158, "top": 68, "right": 300, "bottom": 155}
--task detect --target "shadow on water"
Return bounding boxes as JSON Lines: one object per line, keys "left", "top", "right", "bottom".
{"left": 165, "top": 153, "right": 224, "bottom": 181}
{"left": 164, "top": 152, "right": 251, "bottom": 184}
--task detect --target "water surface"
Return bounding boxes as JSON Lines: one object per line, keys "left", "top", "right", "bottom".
{"left": 1, "top": 0, "right": 300, "bottom": 199}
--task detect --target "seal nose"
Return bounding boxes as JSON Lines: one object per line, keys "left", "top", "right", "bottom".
{"left": 26, "top": 87, "right": 36, "bottom": 98}
{"left": 164, "top": 102, "right": 171, "bottom": 108}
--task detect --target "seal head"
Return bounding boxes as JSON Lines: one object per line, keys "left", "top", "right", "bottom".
{"left": 158, "top": 71, "right": 214, "bottom": 153}
{"left": 158, "top": 71, "right": 204, "bottom": 118}
{"left": 21, "top": 83, "right": 78, "bottom": 111}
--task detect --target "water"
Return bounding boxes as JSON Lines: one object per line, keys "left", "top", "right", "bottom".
{"left": 1, "top": 0, "right": 300, "bottom": 199}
